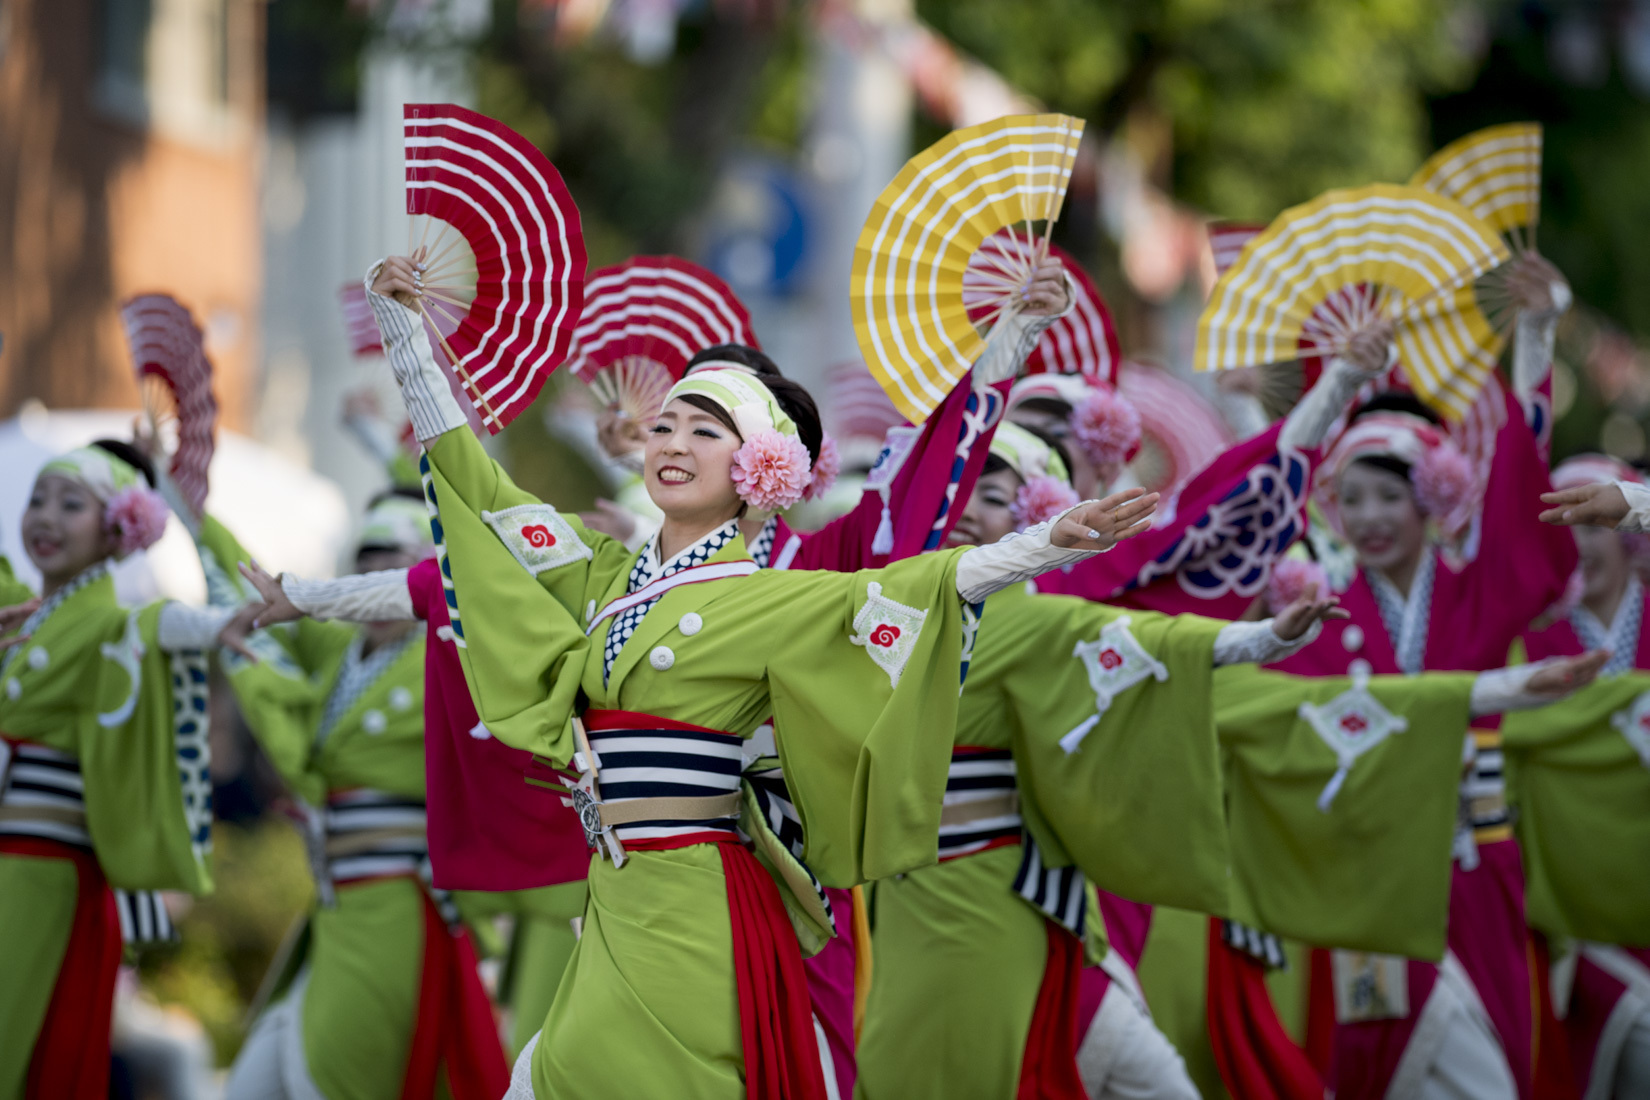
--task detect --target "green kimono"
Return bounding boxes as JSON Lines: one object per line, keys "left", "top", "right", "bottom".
{"left": 420, "top": 425, "right": 974, "bottom": 1098}
{"left": 858, "top": 583, "right": 1230, "bottom": 1099}
{"left": 198, "top": 518, "right": 439, "bottom": 1099}
{"left": 0, "top": 560, "right": 213, "bottom": 1098}
{"left": 1503, "top": 676, "right": 1650, "bottom": 945}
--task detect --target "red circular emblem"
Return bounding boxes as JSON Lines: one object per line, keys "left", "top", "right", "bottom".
{"left": 1099, "top": 648, "right": 1123, "bottom": 670}
{"left": 869, "top": 624, "right": 901, "bottom": 647}
{"left": 1339, "top": 713, "right": 1368, "bottom": 734}
{"left": 522, "top": 523, "right": 557, "bottom": 549}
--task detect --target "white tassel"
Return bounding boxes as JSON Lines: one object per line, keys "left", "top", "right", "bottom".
{"left": 872, "top": 492, "right": 894, "bottom": 555}
{"left": 1060, "top": 713, "right": 1101, "bottom": 754}
{"left": 1316, "top": 764, "right": 1349, "bottom": 812}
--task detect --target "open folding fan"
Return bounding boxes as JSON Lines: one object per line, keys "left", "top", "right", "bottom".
{"left": 965, "top": 232, "right": 1119, "bottom": 385}
{"left": 1117, "top": 362, "right": 1232, "bottom": 494}
{"left": 568, "top": 256, "right": 758, "bottom": 423}
{"left": 852, "top": 113, "right": 1086, "bottom": 423}
{"left": 402, "top": 103, "right": 586, "bottom": 433}
{"left": 121, "top": 295, "right": 218, "bottom": 519}
{"left": 1195, "top": 183, "right": 1510, "bottom": 421}
{"left": 1410, "top": 123, "right": 1541, "bottom": 250}
{"left": 1410, "top": 122, "right": 1546, "bottom": 338}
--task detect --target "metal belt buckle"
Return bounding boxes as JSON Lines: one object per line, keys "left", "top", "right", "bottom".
{"left": 571, "top": 772, "right": 626, "bottom": 868}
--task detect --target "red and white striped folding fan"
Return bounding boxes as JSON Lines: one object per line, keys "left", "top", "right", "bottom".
{"left": 1116, "top": 362, "right": 1232, "bottom": 494}
{"left": 1207, "top": 222, "right": 1265, "bottom": 279}
{"left": 121, "top": 294, "right": 218, "bottom": 518}
{"left": 338, "top": 282, "right": 383, "bottom": 357}
{"left": 403, "top": 104, "right": 587, "bottom": 433}
{"left": 965, "top": 232, "right": 1120, "bottom": 385}
{"left": 825, "top": 361, "right": 906, "bottom": 443}
{"left": 567, "top": 255, "right": 758, "bottom": 422}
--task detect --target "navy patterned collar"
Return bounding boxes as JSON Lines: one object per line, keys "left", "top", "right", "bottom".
{"left": 1572, "top": 574, "right": 1642, "bottom": 677}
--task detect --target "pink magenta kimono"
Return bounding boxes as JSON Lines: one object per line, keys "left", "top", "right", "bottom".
{"left": 1262, "top": 381, "right": 1574, "bottom": 1100}
{"left": 1524, "top": 587, "right": 1650, "bottom": 1097}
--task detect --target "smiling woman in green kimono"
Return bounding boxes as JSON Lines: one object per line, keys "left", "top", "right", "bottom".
{"left": 353, "top": 251, "right": 1160, "bottom": 1100}
{"left": 0, "top": 440, "right": 255, "bottom": 1100}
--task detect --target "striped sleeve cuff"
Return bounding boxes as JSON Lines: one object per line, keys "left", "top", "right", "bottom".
{"left": 363, "top": 263, "right": 468, "bottom": 442}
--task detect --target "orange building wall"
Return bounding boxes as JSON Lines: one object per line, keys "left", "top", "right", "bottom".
{"left": 0, "top": 0, "right": 262, "bottom": 430}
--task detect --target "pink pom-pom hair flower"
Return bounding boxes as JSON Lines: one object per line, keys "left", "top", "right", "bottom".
{"left": 104, "top": 485, "right": 171, "bottom": 558}
{"left": 1266, "top": 557, "right": 1331, "bottom": 613}
{"left": 1412, "top": 439, "right": 1475, "bottom": 522}
{"left": 1010, "top": 475, "right": 1080, "bottom": 531}
{"left": 803, "top": 433, "right": 841, "bottom": 502}
{"left": 1070, "top": 386, "right": 1142, "bottom": 470}
{"left": 731, "top": 428, "right": 813, "bottom": 512}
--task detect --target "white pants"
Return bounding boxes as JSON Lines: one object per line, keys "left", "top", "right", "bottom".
{"left": 1077, "top": 969, "right": 1200, "bottom": 1100}
{"left": 1390, "top": 954, "right": 1517, "bottom": 1100}
{"left": 223, "top": 969, "right": 326, "bottom": 1100}
{"left": 1578, "top": 944, "right": 1650, "bottom": 1100}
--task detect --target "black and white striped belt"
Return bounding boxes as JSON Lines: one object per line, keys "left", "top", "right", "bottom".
{"left": 323, "top": 789, "right": 430, "bottom": 883}
{"left": 0, "top": 741, "right": 177, "bottom": 944}
{"left": 937, "top": 747, "right": 1022, "bottom": 861}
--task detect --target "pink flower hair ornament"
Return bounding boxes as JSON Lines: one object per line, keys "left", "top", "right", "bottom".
{"left": 1070, "top": 386, "right": 1142, "bottom": 469}
{"left": 1411, "top": 439, "right": 1475, "bottom": 522}
{"left": 731, "top": 428, "right": 813, "bottom": 512}
{"left": 1011, "top": 475, "right": 1080, "bottom": 531}
{"left": 105, "top": 485, "right": 171, "bottom": 558}
{"left": 803, "top": 433, "right": 841, "bottom": 502}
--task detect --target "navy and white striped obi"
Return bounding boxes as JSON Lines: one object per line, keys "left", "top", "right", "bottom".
{"left": 0, "top": 741, "right": 177, "bottom": 944}
{"left": 584, "top": 712, "right": 744, "bottom": 846}
{"left": 0, "top": 742, "right": 89, "bottom": 848}
{"left": 1012, "top": 834, "right": 1088, "bottom": 940}
{"left": 936, "top": 747, "right": 1022, "bottom": 861}
{"left": 323, "top": 789, "right": 430, "bottom": 884}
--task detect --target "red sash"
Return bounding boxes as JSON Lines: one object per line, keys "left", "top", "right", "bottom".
{"left": 1015, "top": 921, "right": 1087, "bottom": 1100}
{"left": 1205, "top": 917, "right": 1324, "bottom": 1100}
{"left": 1, "top": 836, "right": 122, "bottom": 1100}
{"left": 398, "top": 889, "right": 510, "bottom": 1100}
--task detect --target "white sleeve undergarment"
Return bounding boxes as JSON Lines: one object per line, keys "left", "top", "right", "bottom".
{"left": 156, "top": 603, "right": 238, "bottom": 652}
{"left": 1511, "top": 283, "right": 1569, "bottom": 400}
{"left": 1278, "top": 351, "right": 1393, "bottom": 452}
{"left": 1468, "top": 661, "right": 1571, "bottom": 717}
{"left": 363, "top": 264, "right": 469, "bottom": 443}
{"left": 972, "top": 294, "right": 1070, "bottom": 390}
{"left": 1617, "top": 481, "right": 1650, "bottom": 534}
{"left": 1212, "top": 618, "right": 1321, "bottom": 666}
{"left": 955, "top": 503, "right": 1106, "bottom": 602}
{"left": 281, "top": 569, "right": 416, "bottom": 623}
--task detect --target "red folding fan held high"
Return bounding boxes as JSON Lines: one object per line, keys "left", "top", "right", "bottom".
{"left": 568, "top": 256, "right": 759, "bottom": 423}
{"left": 121, "top": 294, "right": 218, "bottom": 519}
{"left": 964, "top": 231, "right": 1120, "bottom": 385}
{"left": 402, "top": 104, "right": 587, "bottom": 433}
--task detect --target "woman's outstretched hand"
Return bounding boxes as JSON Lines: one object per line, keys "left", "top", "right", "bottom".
{"left": 238, "top": 561, "right": 302, "bottom": 628}
{"left": 1273, "top": 583, "right": 1350, "bottom": 641}
{"left": 217, "top": 602, "right": 265, "bottom": 664}
{"left": 371, "top": 250, "right": 428, "bottom": 309}
{"left": 1525, "top": 650, "right": 1609, "bottom": 697}
{"left": 0, "top": 597, "right": 41, "bottom": 652}
{"left": 1539, "top": 483, "right": 1630, "bottom": 529}
{"left": 1020, "top": 257, "right": 1071, "bottom": 317}
{"left": 1051, "top": 488, "right": 1160, "bottom": 552}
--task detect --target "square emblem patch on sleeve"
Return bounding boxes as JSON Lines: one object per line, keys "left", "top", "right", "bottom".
{"left": 1298, "top": 668, "right": 1409, "bottom": 811}
{"left": 482, "top": 506, "right": 592, "bottom": 576}
{"left": 1061, "top": 616, "right": 1170, "bottom": 752}
{"left": 1609, "top": 690, "right": 1650, "bottom": 769}
{"left": 851, "top": 582, "right": 928, "bottom": 688}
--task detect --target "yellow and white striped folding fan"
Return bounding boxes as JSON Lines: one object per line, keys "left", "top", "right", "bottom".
{"left": 852, "top": 113, "right": 1085, "bottom": 423}
{"left": 1195, "top": 183, "right": 1510, "bottom": 421}
{"left": 1409, "top": 123, "right": 1541, "bottom": 248}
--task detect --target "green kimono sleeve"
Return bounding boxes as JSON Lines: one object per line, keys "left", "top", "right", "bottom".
{"left": 1213, "top": 666, "right": 1475, "bottom": 960}
{"left": 761, "top": 552, "right": 970, "bottom": 887}
{"left": 984, "top": 588, "right": 1232, "bottom": 915}
{"left": 420, "top": 432, "right": 629, "bottom": 757}
{"left": 0, "top": 556, "right": 34, "bottom": 606}
{"left": 79, "top": 602, "right": 215, "bottom": 892}
{"left": 1503, "top": 677, "right": 1650, "bottom": 945}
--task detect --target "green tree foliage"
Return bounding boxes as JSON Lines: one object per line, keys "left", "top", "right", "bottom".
{"left": 916, "top": 0, "right": 1486, "bottom": 218}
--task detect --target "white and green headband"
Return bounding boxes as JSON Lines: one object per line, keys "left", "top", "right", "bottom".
{"left": 990, "top": 421, "right": 1071, "bottom": 487}
{"left": 40, "top": 446, "right": 144, "bottom": 503}
{"left": 664, "top": 368, "right": 814, "bottom": 511}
